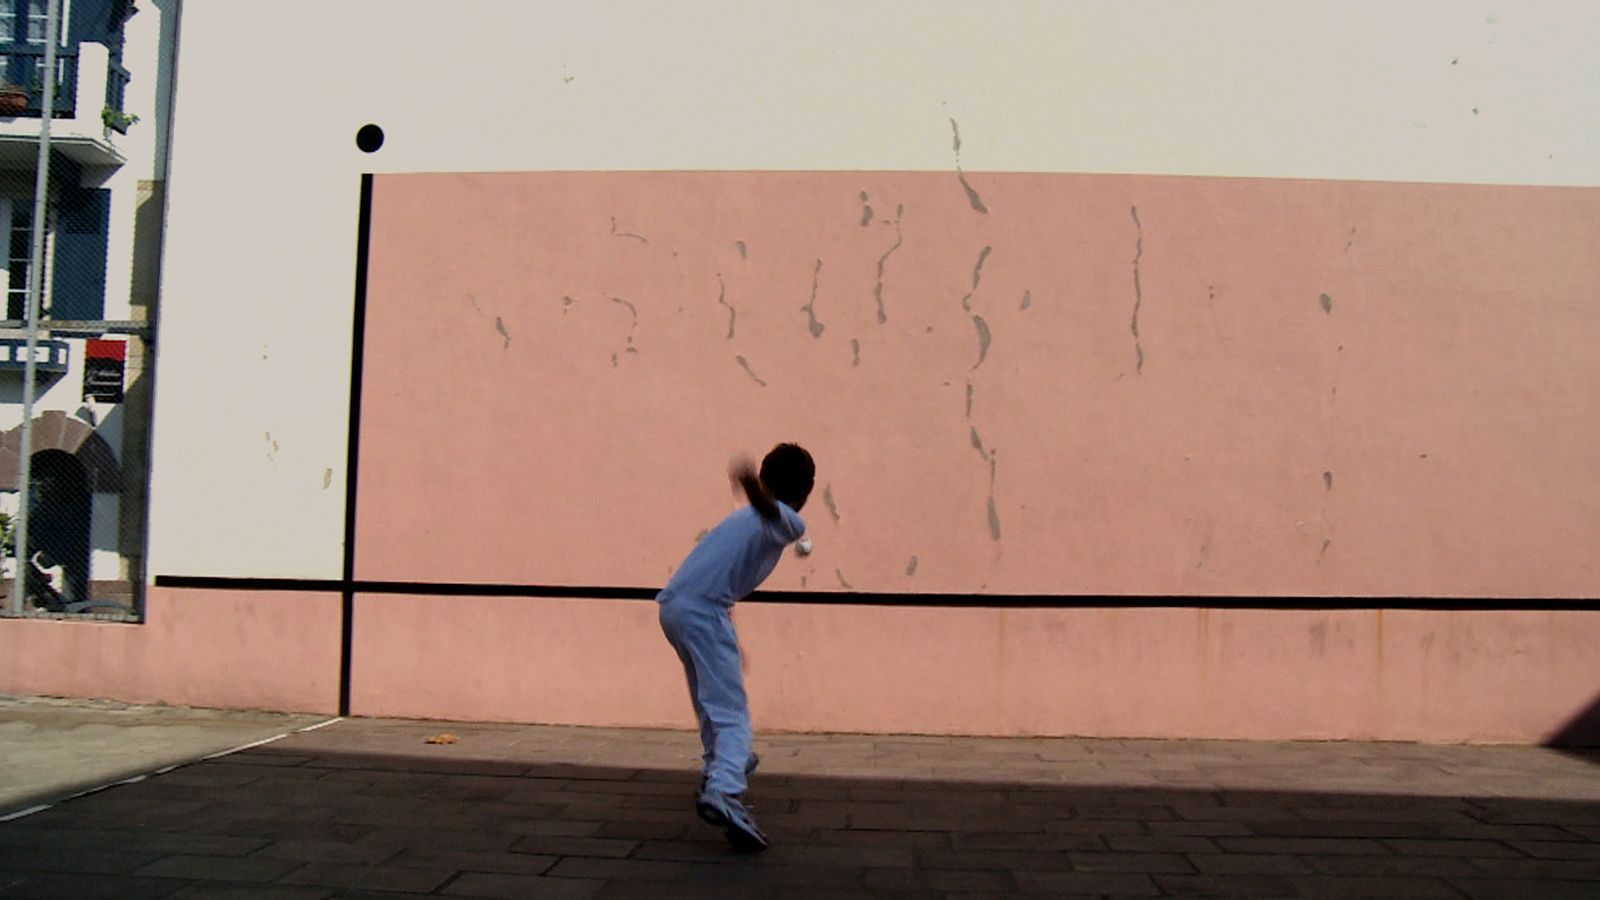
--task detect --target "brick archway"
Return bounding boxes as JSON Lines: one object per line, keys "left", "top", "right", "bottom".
{"left": 0, "top": 410, "right": 123, "bottom": 493}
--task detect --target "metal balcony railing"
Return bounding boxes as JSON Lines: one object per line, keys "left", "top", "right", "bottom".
{"left": 0, "top": 41, "right": 129, "bottom": 134}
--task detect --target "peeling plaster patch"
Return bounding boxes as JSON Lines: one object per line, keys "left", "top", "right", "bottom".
{"left": 1324, "top": 470, "right": 1334, "bottom": 491}
{"left": 906, "top": 556, "right": 918, "bottom": 576}
{"left": 611, "top": 353, "right": 619, "bottom": 368}
{"left": 801, "top": 259, "right": 825, "bottom": 337}
{"left": 835, "top": 569, "right": 852, "bottom": 589}
{"left": 960, "top": 245, "right": 985, "bottom": 312}
{"left": 715, "top": 273, "right": 736, "bottom": 339}
{"left": 823, "top": 484, "right": 840, "bottom": 523}
{"left": 609, "top": 217, "right": 648, "bottom": 244}
{"left": 1320, "top": 539, "right": 1332, "bottom": 560}
{"left": 969, "top": 425, "right": 988, "bottom": 460}
{"left": 494, "top": 316, "right": 510, "bottom": 349}
{"left": 948, "top": 118, "right": 989, "bottom": 214}
{"left": 971, "top": 315, "right": 991, "bottom": 369}
{"left": 851, "top": 339, "right": 860, "bottom": 366}
{"left": 1129, "top": 206, "right": 1145, "bottom": 374}
{"left": 800, "top": 575, "right": 808, "bottom": 588}
{"left": 735, "top": 355, "right": 767, "bottom": 387}
{"left": 1020, "top": 289, "right": 1032, "bottom": 311}
{"left": 323, "top": 468, "right": 332, "bottom": 490}
{"left": 561, "top": 295, "right": 575, "bottom": 314}
{"left": 1320, "top": 292, "right": 1333, "bottom": 314}
{"left": 965, "top": 382, "right": 974, "bottom": 418}
{"left": 873, "top": 205, "right": 903, "bottom": 324}
{"left": 264, "top": 432, "right": 278, "bottom": 462}
{"left": 859, "top": 191, "right": 874, "bottom": 226}
{"left": 987, "top": 497, "right": 1002, "bottom": 542}
{"left": 735, "top": 240, "right": 747, "bottom": 260}
{"left": 695, "top": 528, "right": 709, "bottom": 544}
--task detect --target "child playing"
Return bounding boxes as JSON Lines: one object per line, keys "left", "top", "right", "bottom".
{"left": 657, "top": 443, "right": 815, "bottom": 852}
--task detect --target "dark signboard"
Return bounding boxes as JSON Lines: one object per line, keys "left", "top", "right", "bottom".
{"left": 83, "top": 339, "right": 125, "bottom": 402}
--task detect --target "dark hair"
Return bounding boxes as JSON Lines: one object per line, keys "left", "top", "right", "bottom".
{"left": 760, "top": 443, "right": 815, "bottom": 511}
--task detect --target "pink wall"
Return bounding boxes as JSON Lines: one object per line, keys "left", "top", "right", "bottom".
{"left": 0, "top": 588, "right": 340, "bottom": 713}
{"left": 359, "top": 172, "right": 1600, "bottom": 598}
{"left": 337, "top": 170, "right": 1600, "bottom": 741}
{"left": 352, "top": 595, "right": 1600, "bottom": 745}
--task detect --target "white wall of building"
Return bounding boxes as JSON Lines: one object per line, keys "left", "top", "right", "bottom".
{"left": 146, "top": 0, "right": 1600, "bottom": 580}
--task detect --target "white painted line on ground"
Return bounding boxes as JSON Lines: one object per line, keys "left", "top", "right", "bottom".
{"left": 0, "top": 804, "right": 51, "bottom": 822}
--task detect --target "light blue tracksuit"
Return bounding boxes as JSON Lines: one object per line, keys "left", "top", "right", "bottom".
{"left": 657, "top": 501, "right": 805, "bottom": 796}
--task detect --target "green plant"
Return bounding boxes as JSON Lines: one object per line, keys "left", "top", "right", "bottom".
{"left": 0, "top": 510, "right": 14, "bottom": 557}
{"left": 102, "top": 106, "right": 138, "bottom": 130}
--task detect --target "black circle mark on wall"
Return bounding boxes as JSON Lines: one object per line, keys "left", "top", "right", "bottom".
{"left": 356, "top": 124, "right": 385, "bottom": 153}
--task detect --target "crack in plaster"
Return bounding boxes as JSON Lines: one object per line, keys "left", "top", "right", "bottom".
{"left": 609, "top": 217, "right": 648, "bottom": 244}
{"left": 949, "top": 118, "right": 988, "bottom": 214}
{"left": 735, "top": 355, "right": 767, "bottom": 387}
{"left": 716, "top": 273, "right": 736, "bottom": 339}
{"left": 1129, "top": 206, "right": 1145, "bottom": 374}
{"left": 801, "top": 259, "right": 825, "bottom": 337}
{"left": 873, "top": 205, "right": 903, "bottom": 324}
{"left": 971, "top": 315, "right": 991, "bottom": 369}
{"left": 822, "top": 484, "right": 840, "bottom": 523}
{"left": 960, "top": 246, "right": 992, "bottom": 312}
{"left": 859, "top": 191, "right": 874, "bottom": 227}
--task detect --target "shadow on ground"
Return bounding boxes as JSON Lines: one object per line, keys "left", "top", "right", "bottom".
{"left": 0, "top": 741, "right": 1598, "bottom": 899}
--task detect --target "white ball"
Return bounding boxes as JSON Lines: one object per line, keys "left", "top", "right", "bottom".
{"left": 796, "top": 537, "right": 814, "bottom": 556}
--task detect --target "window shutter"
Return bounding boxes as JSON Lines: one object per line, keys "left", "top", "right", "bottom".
{"left": 50, "top": 186, "right": 109, "bottom": 321}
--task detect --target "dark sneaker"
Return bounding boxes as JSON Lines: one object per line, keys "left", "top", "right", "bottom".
{"left": 696, "top": 789, "right": 769, "bottom": 852}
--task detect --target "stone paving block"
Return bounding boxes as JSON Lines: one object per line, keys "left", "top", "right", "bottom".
{"left": 0, "top": 845, "right": 160, "bottom": 875}
{"left": 1065, "top": 850, "right": 1196, "bottom": 873}
{"left": 912, "top": 848, "right": 1077, "bottom": 871}
{"left": 1449, "top": 877, "right": 1600, "bottom": 899}
{"left": 440, "top": 872, "right": 603, "bottom": 899}
{"left": 1216, "top": 835, "right": 1393, "bottom": 855}
{"left": 134, "top": 854, "right": 304, "bottom": 883}
{"left": 861, "top": 865, "right": 1016, "bottom": 891}
{"left": 545, "top": 856, "right": 693, "bottom": 881}
{"left": 947, "top": 830, "right": 1101, "bottom": 851}
{"left": 1383, "top": 838, "right": 1523, "bottom": 857}
{"left": 1509, "top": 840, "right": 1600, "bottom": 859}
{"left": 277, "top": 861, "right": 454, "bottom": 893}
{"left": 250, "top": 839, "right": 401, "bottom": 865}
{"left": 169, "top": 885, "right": 337, "bottom": 899}
{"left": 1285, "top": 874, "right": 1472, "bottom": 898}
{"left": 1149, "top": 872, "right": 1299, "bottom": 895}
{"left": 385, "top": 846, "right": 558, "bottom": 876}
{"left": 0, "top": 872, "right": 186, "bottom": 900}
{"left": 506, "top": 835, "right": 639, "bottom": 859}
{"left": 1299, "top": 854, "right": 1486, "bottom": 878}
{"left": 1013, "top": 870, "right": 1161, "bottom": 895}
{"left": 1186, "top": 852, "right": 1313, "bottom": 874}
{"left": 1102, "top": 833, "right": 1219, "bottom": 853}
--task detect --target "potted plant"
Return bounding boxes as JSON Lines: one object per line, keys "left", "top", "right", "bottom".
{"left": 0, "top": 83, "right": 28, "bottom": 116}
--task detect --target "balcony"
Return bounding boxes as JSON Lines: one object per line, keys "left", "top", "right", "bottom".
{"left": 0, "top": 337, "right": 68, "bottom": 375}
{"left": 0, "top": 41, "right": 126, "bottom": 170}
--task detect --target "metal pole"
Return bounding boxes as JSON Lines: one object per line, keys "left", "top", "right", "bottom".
{"left": 12, "top": 0, "right": 61, "bottom": 614}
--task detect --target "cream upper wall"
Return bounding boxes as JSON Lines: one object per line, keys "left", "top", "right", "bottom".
{"left": 146, "top": 0, "right": 1600, "bottom": 579}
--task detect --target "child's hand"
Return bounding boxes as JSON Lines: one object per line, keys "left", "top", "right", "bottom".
{"left": 729, "top": 455, "right": 779, "bottom": 520}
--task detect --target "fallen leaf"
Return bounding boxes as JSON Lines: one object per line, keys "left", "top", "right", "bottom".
{"left": 424, "top": 733, "right": 458, "bottom": 745}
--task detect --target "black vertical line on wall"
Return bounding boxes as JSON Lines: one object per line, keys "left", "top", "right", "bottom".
{"left": 340, "top": 173, "right": 374, "bottom": 717}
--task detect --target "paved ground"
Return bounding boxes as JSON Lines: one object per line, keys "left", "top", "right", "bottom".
{"left": 0, "top": 695, "right": 326, "bottom": 815}
{"left": 0, "top": 706, "right": 1596, "bottom": 898}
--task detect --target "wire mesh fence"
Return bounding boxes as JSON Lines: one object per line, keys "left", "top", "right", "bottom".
{"left": 0, "top": 0, "right": 150, "bottom": 620}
